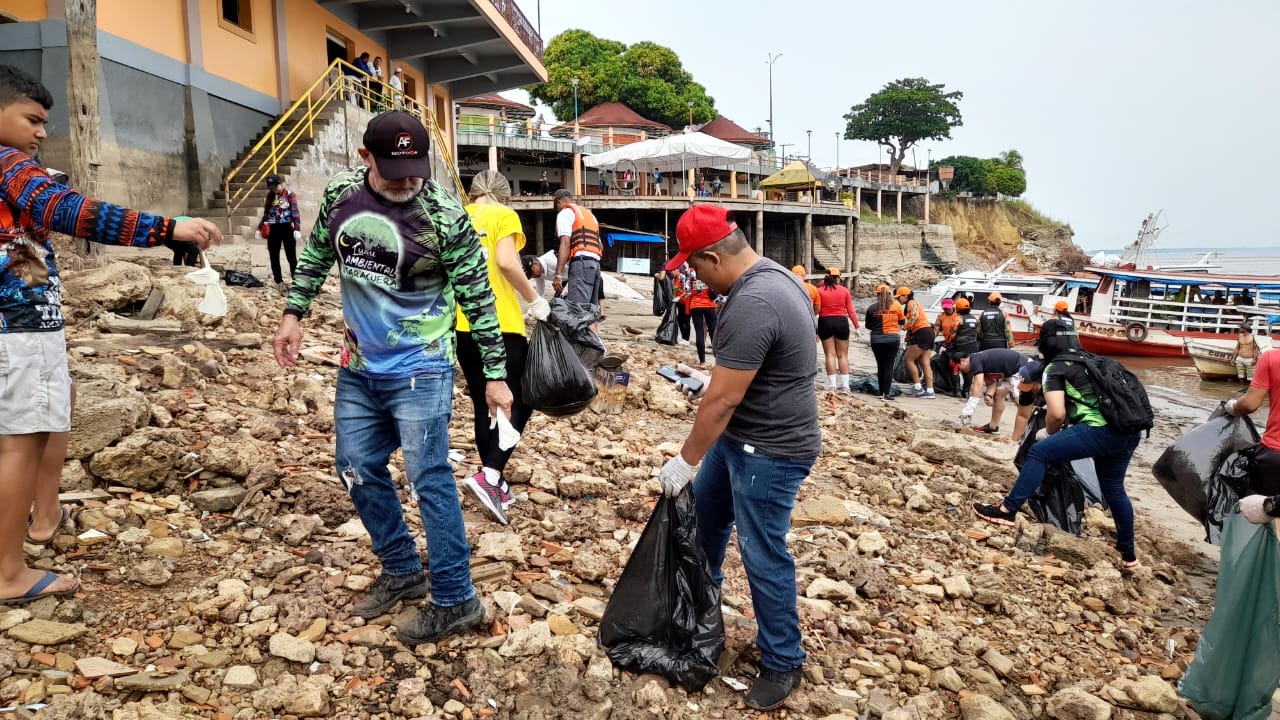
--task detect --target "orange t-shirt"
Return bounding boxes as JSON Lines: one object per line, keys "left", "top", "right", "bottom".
{"left": 687, "top": 287, "right": 717, "bottom": 310}
{"left": 935, "top": 312, "right": 962, "bottom": 343}
{"left": 871, "top": 302, "right": 906, "bottom": 335}
{"left": 803, "top": 282, "right": 821, "bottom": 312}
{"left": 904, "top": 299, "right": 930, "bottom": 332}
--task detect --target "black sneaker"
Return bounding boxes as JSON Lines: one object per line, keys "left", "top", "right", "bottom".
{"left": 351, "top": 571, "right": 429, "bottom": 620}
{"left": 972, "top": 502, "right": 1017, "bottom": 527}
{"left": 396, "top": 597, "right": 486, "bottom": 646}
{"left": 745, "top": 667, "right": 803, "bottom": 711}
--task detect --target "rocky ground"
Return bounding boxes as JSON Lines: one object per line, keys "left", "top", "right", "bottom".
{"left": 1, "top": 250, "right": 1265, "bottom": 720}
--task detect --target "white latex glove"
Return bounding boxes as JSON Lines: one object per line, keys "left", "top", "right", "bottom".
{"left": 1240, "top": 495, "right": 1273, "bottom": 524}
{"left": 254, "top": 231, "right": 262, "bottom": 241}
{"left": 1224, "top": 398, "right": 1240, "bottom": 416}
{"left": 1034, "top": 428, "right": 1049, "bottom": 442}
{"left": 526, "top": 296, "right": 551, "bottom": 322}
{"left": 675, "top": 363, "right": 709, "bottom": 400}
{"left": 293, "top": 230, "right": 302, "bottom": 242}
{"left": 961, "top": 397, "right": 980, "bottom": 418}
{"left": 659, "top": 454, "right": 697, "bottom": 497}
{"left": 489, "top": 409, "right": 521, "bottom": 451}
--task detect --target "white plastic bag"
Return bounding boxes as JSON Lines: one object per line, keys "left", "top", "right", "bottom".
{"left": 185, "top": 254, "right": 227, "bottom": 317}
{"left": 489, "top": 409, "right": 521, "bottom": 451}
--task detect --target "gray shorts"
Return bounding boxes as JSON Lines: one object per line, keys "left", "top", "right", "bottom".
{"left": 0, "top": 330, "right": 72, "bottom": 434}
{"left": 563, "top": 256, "right": 601, "bottom": 306}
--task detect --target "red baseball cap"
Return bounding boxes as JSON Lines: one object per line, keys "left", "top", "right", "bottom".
{"left": 665, "top": 205, "right": 738, "bottom": 271}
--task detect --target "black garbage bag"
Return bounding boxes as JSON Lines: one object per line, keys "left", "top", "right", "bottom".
{"left": 223, "top": 270, "right": 263, "bottom": 287}
{"left": 849, "top": 375, "right": 902, "bottom": 397}
{"left": 521, "top": 319, "right": 596, "bottom": 417}
{"left": 1015, "top": 408, "right": 1107, "bottom": 514}
{"left": 548, "top": 298, "right": 605, "bottom": 372}
{"left": 653, "top": 275, "right": 673, "bottom": 316}
{"left": 893, "top": 347, "right": 912, "bottom": 384}
{"left": 599, "top": 485, "right": 723, "bottom": 692}
{"left": 1152, "top": 404, "right": 1260, "bottom": 542}
{"left": 931, "top": 349, "right": 963, "bottom": 397}
{"left": 655, "top": 303, "right": 679, "bottom": 346}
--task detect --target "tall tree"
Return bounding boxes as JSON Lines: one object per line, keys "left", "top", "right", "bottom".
{"left": 997, "top": 149, "right": 1024, "bottom": 170}
{"left": 843, "top": 78, "right": 963, "bottom": 176}
{"left": 528, "top": 30, "right": 716, "bottom": 130}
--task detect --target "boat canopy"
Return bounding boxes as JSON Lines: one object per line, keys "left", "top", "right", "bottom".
{"left": 1087, "top": 266, "right": 1280, "bottom": 290}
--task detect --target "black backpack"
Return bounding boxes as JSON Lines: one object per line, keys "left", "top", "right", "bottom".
{"left": 1060, "top": 350, "right": 1154, "bottom": 436}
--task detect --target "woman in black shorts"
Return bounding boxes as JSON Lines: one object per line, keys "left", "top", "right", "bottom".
{"left": 815, "top": 268, "right": 859, "bottom": 393}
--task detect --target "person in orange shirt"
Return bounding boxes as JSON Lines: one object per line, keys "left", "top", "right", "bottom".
{"left": 686, "top": 271, "right": 718, "bottom": 364}
{"left": 791, "top": 265, "right": 821, "bottom": 315}
{"left": 934, "top": 298, "right": 961, "bottom": 346}
{"left": 865, "top": 286, "right": 906, "bottom": 401}
{"left": 816, "top": 268, "right": 860, "bottom": 392}
{"left": 896, "top": 286, "right": 936, "bottom": 398}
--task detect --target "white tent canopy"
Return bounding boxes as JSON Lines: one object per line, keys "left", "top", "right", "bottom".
{"left": 584, "top": 132, "right": 751, "bottom": 174}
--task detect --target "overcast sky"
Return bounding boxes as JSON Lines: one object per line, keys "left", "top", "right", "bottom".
{"left": 509, "top": 0, "right": 1278, "bottom": 251}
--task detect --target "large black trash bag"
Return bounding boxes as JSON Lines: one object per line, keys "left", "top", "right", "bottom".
{"left": 1152, "top": 404, "right": 1259, "bottom": 542}
{"left": 223, "top": 270, "right": 263, "bottom": 287}
{"left": 1013, "top": 408, "right": 1107, "bottom": 532}
{"left": 521, "top": 319, "right": 596, "bottom": 417}
{"left": 653, "top": 275, "right": 673, "bottom": 316}
{"left": 599, "top": 485, "right": 724, "bottom": 692}
{"left": 654, "top": 303, "right": 679, "bottom": 346}
{"left": 932, "top": 349, "right": 964, "bottom": 397}
{"left": 893, "top": 347, "right": 912, "bottom": 384}
{"left": 548, "top": 298, "right": 605, "bottom": 371}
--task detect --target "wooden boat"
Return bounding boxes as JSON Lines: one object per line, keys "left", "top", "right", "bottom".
{"left": 1184, "top": 312, "right": 1276, "bottom": 380}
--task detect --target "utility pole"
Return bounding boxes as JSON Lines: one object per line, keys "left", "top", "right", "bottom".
{"left": 66, "top": 0, "right": 102, "bottom": 258}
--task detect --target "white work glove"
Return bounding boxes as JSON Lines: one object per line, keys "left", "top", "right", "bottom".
{"left": 961, "top": 396, "right": 980, "bottom": 419}
{"left": 1240, "top": 495, "right": 1273, "bottom": 524}
{"left": 254, "top": 231, "right": 262, "bottom": 241}
{"left": 1034, "top": 428, "right": 1049, "bottom": 442}
{"left": 1224, "top": 398, "right": 1240, "bottom": 416}
{"left": 293, "top": 230, "right": 302, "bottom": 242}
{"left": 675, "top": 362, "right": 709, "bottom": 400}
{"left": 659, "top": 454, "right": 697, "bottom": 497}
{"left": 525, "top": 296, "right": 551, "bottom": 322}
{"left": 489, "top": 409, "right": 521, "bottom": 451}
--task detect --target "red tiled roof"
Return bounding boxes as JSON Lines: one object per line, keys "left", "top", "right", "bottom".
{"left": 549, "top": 102, "right": 672, "bottom": 138}
{"left": 700, "top": 115, "right": 771, "bottom": 149}
{"left": 457, "top": 93, "right": 536, "bottom": 120}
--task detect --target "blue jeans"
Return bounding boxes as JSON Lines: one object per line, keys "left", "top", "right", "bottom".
{"left": 334, "top": 368, "right": 474, "bottom": 606}
{"left": 1005, "top": 423, "right": 1141, "bottom": 559}
{"left": 693, "top": 438, "right": 814, "bottom": 672}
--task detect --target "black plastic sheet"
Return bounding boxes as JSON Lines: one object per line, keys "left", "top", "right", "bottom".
{"left": 653, "top": 275, "right": 673, "bottom": 316}
{"left": 1152, "top": 404, "right": 1260, "bottom": 543}
{"left": 849, "top": 376, "right": 902, "bottom": 397}
{"left": 521, "top": 319, "right": 596, "bottom": 417}
{"left": 599, "top": 486, "right": 723, "bottom": 692}
{"left": 223, "top": 270, "right": 263, "bottom": 287}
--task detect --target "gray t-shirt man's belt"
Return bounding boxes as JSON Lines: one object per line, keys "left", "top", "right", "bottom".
{"left": 714, "top": 258, "right": 821, "bottom": 460}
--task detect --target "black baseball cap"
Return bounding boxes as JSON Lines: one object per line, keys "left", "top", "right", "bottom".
{"left": 362, "top": 111, "right": 432, "bottom": 180}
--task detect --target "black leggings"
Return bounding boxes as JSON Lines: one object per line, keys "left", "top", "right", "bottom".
{"left": 676, "top": 304, "right": 691, "bottom": 341}
{"left": 267, "top": 222, "right": 297, "bottom": 284}
{"left": 872, "top": 341, "right": 898, "bottom": 396}
{"left": 455, "top": 331, "right": 533, "bottom": 474}
{"left": 691, "top": 307, "right": 717, "bottom": 363}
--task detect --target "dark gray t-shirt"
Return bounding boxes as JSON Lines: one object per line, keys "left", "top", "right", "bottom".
{"left": 714, "top": 258, "right": 821, "bottom": 459}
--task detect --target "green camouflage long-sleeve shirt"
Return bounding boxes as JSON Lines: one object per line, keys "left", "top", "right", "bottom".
{"left": 284, "top": 171, "right": 506, "bottom": 380}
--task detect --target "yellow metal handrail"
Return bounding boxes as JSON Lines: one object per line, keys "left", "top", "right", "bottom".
{"left": 223, "top": 58, "right": 464, "bottom": 231}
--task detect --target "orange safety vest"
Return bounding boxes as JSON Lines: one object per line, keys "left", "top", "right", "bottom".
{"left": 566, "top": 203, "right": 603, "bottom": 258}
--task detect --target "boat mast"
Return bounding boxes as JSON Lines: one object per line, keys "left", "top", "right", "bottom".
{"left": 1122, "top": 210, "right": 1166, "bottom": 269}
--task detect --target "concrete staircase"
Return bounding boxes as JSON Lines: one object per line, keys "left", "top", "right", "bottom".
{"left": 813, "top": 231, "right": 846, "bottom": 272}
{"left": 187, "top": 108, "right": 342, "bottom": 243}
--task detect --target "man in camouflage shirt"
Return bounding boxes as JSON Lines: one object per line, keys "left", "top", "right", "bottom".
{"left": 272, "top": 111, "right": 511, "bottom": 645}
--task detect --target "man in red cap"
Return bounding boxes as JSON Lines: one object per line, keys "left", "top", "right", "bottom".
{"left": 657, "top": 205, "right": 819, "bottom": 710}
{"left": 272, "top": 110, "right": 513, "bottom": 647}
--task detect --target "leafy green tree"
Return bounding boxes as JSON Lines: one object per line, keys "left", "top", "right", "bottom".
{"left": 988, "top": 167, "right": 1027, "bottom": 197}
{"left": 933, "top": 155, "right": 990, "bottom": 195}
{"left": 843, "top": 78, "right": 963, "bottom": 176}
{"left": 997, "top": 149, "right": 1024, "bottom": 170}
{"left": 528, "top": 30, "right": 716, "bottom": 129}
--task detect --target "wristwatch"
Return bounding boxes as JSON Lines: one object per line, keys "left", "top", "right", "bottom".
{"left": 1265, "top": 496, "right": 1278, "bottom": 518}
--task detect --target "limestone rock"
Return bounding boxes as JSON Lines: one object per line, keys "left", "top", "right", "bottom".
{"left": 67, "top": 379, "right": 150, "bottom": 460}
{"left": 932, "top": 666, "right": 965, "bottom": 692}
{"left": 1046, "top": 687, "right": 1112, "bottom": 720}
{"left": 557, "top": 474, "right": 610, "bottom": 499}
{"left": 201, "top": 434, "right": 265, "bottom": 479}
{"left": 981, "top": 648, "right": 1015, "bottom": 678}
{"left": 1106, "top": 676, "right": 1178, "bottom": 714}
{"left": 224, "top": 665, "right": 260, "bottom": 689}
{"left": 942, "top": 575, "right": 974, "bottom": 599}
{"left": 126, "top": 559, "right": 172, "bottom": 587}
{"left": 910, "top": 430, "right": 1016, "bottom": 484}
{"left": 856, "top": 530, "right": 888, "bottom": 555}
{"left": 284, "top": 684, "right": 329, "bottom": 717}
{"left": 959, "top": 693, "right": 1016, "bottom": 720}
{"left": 912, "top": 629, "right": 956, "bottom": 670}
{"left": 806, "top": 578, "right": 860, "bottom": 602}
{"left": 268, "top": 633, "right": 316, "bottom": 663}
{"left": 793, "top": 496, "right": 852, "bottom": 526}
{"left": 571, "top": 549, "right": 610, "bottom": 581}
{"left": 499, "top": 620, "right": 551, "bottom": 657}
{"left": 394, "top": 677, "right": 434, "bottom": 717}
{"left": 189, "top": 486, "right": 248, "bottom": 513}
{"left": 476, "top": 532, "right": 525, "bottom": 563}
{"left": 62, "top": 261, "right": 151, "bottom": 311}
{"left": 87, "top": 428, "right": 185, "bottom": 490}
{"left": 7, "top": 619, "right": 89, "bottom": 645}
{"left": 115, "top": 671, "right": 189, "bottom": 692}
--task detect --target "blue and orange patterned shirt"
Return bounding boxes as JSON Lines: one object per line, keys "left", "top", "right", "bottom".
{"left": 284, "top": 170, "right": 506, "bottom": 381}
{"left": 260, "top": 189, "right": 301, "bottom": 231}
{"left": 0, "top": 146, "right": 175, "bottom": 333}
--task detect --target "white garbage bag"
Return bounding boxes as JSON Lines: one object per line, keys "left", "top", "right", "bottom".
{"left": 490, "top": 409, "right": 521, "bottom": 451}
{"left": 185, "top": 254, "right": 228, "bottom": 317}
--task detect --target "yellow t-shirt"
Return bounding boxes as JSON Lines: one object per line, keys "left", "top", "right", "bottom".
{"left": 456, "top": 203, "right": 526, "bottom": 335}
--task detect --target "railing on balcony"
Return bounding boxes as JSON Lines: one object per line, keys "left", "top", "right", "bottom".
{"left": 486, "top": 0, "right": 543, "bottom": 61}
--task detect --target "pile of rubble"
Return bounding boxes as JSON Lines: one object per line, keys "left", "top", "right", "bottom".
{"left": 3, "top": 256, "right": 1221, "bottom": 719}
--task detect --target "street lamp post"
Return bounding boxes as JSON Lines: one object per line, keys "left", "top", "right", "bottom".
{"left": 571, "top": 76, "right": 579, "bottom": 124}
{"left": 806, "top": 129, "right": 812, "bottom": 163}
{"left": 925, "top": 148, "right": 931, "bottom": 224}
{"left": 571, "top": 76, "right": 580, "bottom": 195}
{"left": 767, "top": 53, "right": 782, "bottom": 159}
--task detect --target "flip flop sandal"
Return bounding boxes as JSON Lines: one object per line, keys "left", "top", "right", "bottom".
{"left": 25, "top": 506, "right": 71, "bottom": 546}
{"left": 0, "top": 571, "right": 79, "bottom": 607}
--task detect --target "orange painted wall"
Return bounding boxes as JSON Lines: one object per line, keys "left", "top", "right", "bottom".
{"left": 201, "top": 0, "right": 278, "bottom": 98}
{"left": 98, "top": 0, "right": 187, "bottom": 64}
{"left": 5, "top": 0, "right": 49, "bottom": 21}
{"left": 282, "top": 0, "right": 382, "bottom": 102}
